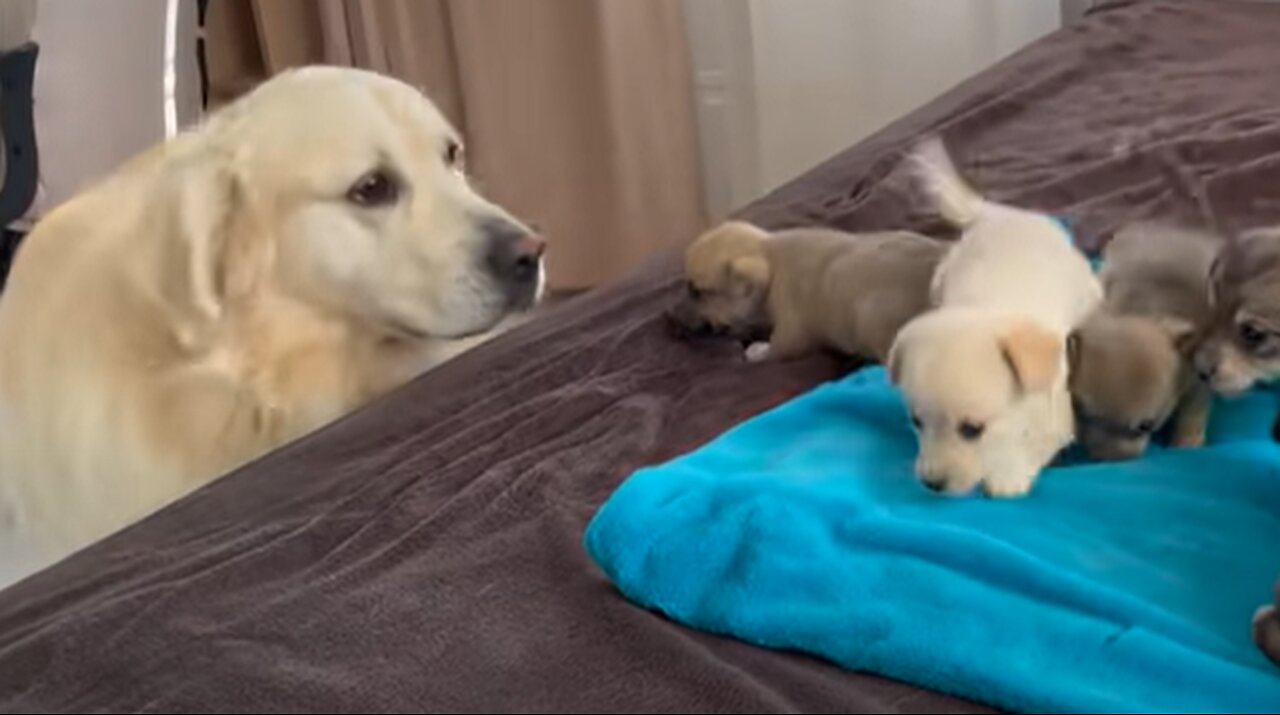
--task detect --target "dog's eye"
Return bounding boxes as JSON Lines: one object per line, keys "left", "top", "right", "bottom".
{"left": 347, "top": 170, "right": 399, "bottom": 207}
{"left": 444, "top": 140, "right": 465, "bottom": 170}
{"left": 1239, "top": 321, "right": 1269, "bottom": 350}
{"left": 910, "top": 414, "right": 923, "bottom": 430}
{"left": 686, "top": 282, "right": 704, "bottom": 300}
{"left": 1134, "top": 419, "right": 1157, "bottom": 436}
{"left": 958, "top": 421, "right": 985, "bottom": 441}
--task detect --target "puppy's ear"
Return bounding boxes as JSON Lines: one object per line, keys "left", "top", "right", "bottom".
{"left": 728, "top": 254, "right": 771, "bottom": 288}
{"left": 1206, "top": 249, "right": 1225, "bottom": 308}
{"left": 152, "top": 149, "right": 263, "bottom": 349}
{"left": 1153, "top": 315, "right": 1199, "bottom": 355}
{"left": 1000, "top": 321, "right": 1062, "bottom": 393}
{"left": 887, "top": 336, "right": 906, "bottom": 385}
{"left": 1066, "top": 330, "right": 1084, "bottom": 373}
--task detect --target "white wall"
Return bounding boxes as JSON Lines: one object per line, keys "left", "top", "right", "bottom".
{"left": 31, "top": 0, "right": 200, "bottom": 214}
{"left": 685, "top": 0, "right": 1061, "bottom": 219}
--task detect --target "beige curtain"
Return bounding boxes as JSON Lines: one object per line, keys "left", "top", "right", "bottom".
{"left": 207, "top": 0, "right": 706, "bottom": 291}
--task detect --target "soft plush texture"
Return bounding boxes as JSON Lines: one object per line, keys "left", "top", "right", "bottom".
{"left": 586, "top": 367, "right": 1280, "bottom": 713}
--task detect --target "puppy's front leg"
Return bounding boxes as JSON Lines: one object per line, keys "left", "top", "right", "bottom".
{"left": 745, "top": 323, "right": 813, "bottom": 363}
{"left": 744, "top": 342, "right": 773, "bottom": 363}
{"left": 981, "top": 469, "right": 1036, "bottom": 499}
{"left": 980, "top": 449, "right": 1036, "bottom": 498}
{"left": 1170, "top": 382, "right": 1211, "bottom": 448}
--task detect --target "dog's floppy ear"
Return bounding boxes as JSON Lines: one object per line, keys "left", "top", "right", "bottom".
{"left": 1152, "top": 315, "right": 1199, "bottom": 355}
{"left": 1066, "top": 330, "right": 1084, "bottom": 373}
{"left": 887, "top": 336, "right": 907, "bottom": 385}
{"left": 728, "top": 254, "right": 771, "bottom": 288}
{"left": 151, "top": 147, "right": 263, "bottom": 350}
{"left": 1210, "top": 228, "right": 1280, "bottom": 306}
{"left": 1206, "top": 248, "right": 1226, "bottom": 308}
{"left": 1000, "top": 321, "right": 1062, "bottom": 393}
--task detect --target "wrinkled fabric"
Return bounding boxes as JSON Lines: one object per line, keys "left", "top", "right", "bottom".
{"left": 5, "top": 1, "right": 1280, "bottom": 711}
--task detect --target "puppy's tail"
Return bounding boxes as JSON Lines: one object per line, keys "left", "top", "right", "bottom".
{"left": 910, "top": 136, "right": 987, "bottom": 228}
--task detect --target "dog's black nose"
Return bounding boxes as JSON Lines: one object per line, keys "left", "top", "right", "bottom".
{"left": 1193, "top": 351, "right": 1219, "bottom": 383}
{"left": 921, "top": 479, "right": 946, "bottom": 494}
{"left": 484, "top": 220, "right": 545, "bottom": 286}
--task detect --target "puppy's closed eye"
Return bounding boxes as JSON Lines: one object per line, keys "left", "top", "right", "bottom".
{"left": 686, "top": 282, "right": 704, "bottom": 300}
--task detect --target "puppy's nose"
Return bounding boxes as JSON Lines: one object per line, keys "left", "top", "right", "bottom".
{"left": 1196, "top": 362, "right": 1217, "bottom": 383}
{"left": 916, "top": 459, "right": 949, "bottom": 494}
{"left": 485, "top": 221, "right": 545, "bottom": 285}
{"left": 1193, "top": 350, "right": 1219, "bottom": 383}
{"left": 921, "top": 478, "right": 947, "bottom": 494}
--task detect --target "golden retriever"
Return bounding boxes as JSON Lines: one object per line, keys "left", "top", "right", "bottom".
{"left": 0, "top": 67, "right": 544, "bottom": 585}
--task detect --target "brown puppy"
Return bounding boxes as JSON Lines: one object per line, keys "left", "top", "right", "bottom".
{"left": 668, "top": 221, "right": 948, "bottom": 364}
{"left": 1068, "top": 222, "right": 1219, "bottom": 460}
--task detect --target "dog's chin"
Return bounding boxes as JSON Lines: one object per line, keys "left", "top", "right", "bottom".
{"left": 1209, "top": 375, "right": 1257, "bottom": 399}
{"left": 387, "top": 280, "right": 541, "bottom": 343}
{"left": 383, "top": 308, "right": 505, "bottom": 343}
{"left": 1081, "top": 438, "right": 1146, "bottom": 462}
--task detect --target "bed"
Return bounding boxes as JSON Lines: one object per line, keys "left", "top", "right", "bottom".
{"left": 3, "top": 0, "right": 1280, "bottom": 711}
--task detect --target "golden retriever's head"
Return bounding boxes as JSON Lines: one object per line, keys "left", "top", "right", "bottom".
{"left": 667, "top": 221, "right": 772, "bottom": 340}
{"left": 889, "top": 308, "right": 1065, "bottom": 494}
{"left": 159, "top": 66, "right": 544, "bottom": 345}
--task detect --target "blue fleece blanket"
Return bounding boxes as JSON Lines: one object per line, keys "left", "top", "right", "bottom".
{"left": 585, "top": 367, "right": 1280, "bottom": 713}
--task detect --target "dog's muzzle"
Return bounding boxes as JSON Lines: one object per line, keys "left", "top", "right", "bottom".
{"left": 483, "top": 219, "right": 546, "bottom": 309}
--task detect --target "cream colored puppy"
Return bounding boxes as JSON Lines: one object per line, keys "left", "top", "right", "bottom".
{"left": 0, "top": 67, "right": 544, "bottom": 585}
{"left": 889, "top": 138, "right": 1102, "bottom": 497}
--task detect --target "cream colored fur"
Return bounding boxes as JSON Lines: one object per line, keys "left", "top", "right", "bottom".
{"left": 0, "top": 67, "right": 541, "bottom": 586}
{"left": 889, "top": 138, "right": 1102, "bottom": 497}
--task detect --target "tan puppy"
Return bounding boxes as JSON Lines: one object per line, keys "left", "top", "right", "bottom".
{"left": 889, "top": 138, "right": 1102, "bottom": 497}
{"left": 667, "top": 221, "right": 949, "bottom": 364}
{"left": 1068, "top": 222, "right": 1219, "bottom": 460}
{"left": 0, "top": 67, "right": 543, "bottom": 585}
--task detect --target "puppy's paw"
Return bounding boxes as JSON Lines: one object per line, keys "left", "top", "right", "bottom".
{"left": 1170, "top": 425, "right": 1207, "bottom": 449}
{"left": 981, "top": 472, "right": 1035, "bottom": 499}
{"left": 744, "top": 342, "right": 772, "bottom": 363}
{"left": 1253, "top": 605, "right": 1280, "bottom": 665}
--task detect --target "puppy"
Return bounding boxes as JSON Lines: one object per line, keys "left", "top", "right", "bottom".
{"left": 1193, "top": 227, "right": 1280, "bottom": 396}
{"left": 0, "top": 67, "right": 544, "bottom": 585}
{"left": 888, "top": 138, "right": 1102, "bottom": 497}
{"left": 1068, "top": 222, "right": 1219, "bottom": 460}
{"left": 1188, "top": 228, "right": 1280, "bottom": 669}
{"left": 667, "top": 221, "right": 949, "bottom": 364}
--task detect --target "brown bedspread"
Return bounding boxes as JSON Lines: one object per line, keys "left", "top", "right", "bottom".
{"left": 5, "top": 1, "right": 1280, "bottom": 711}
